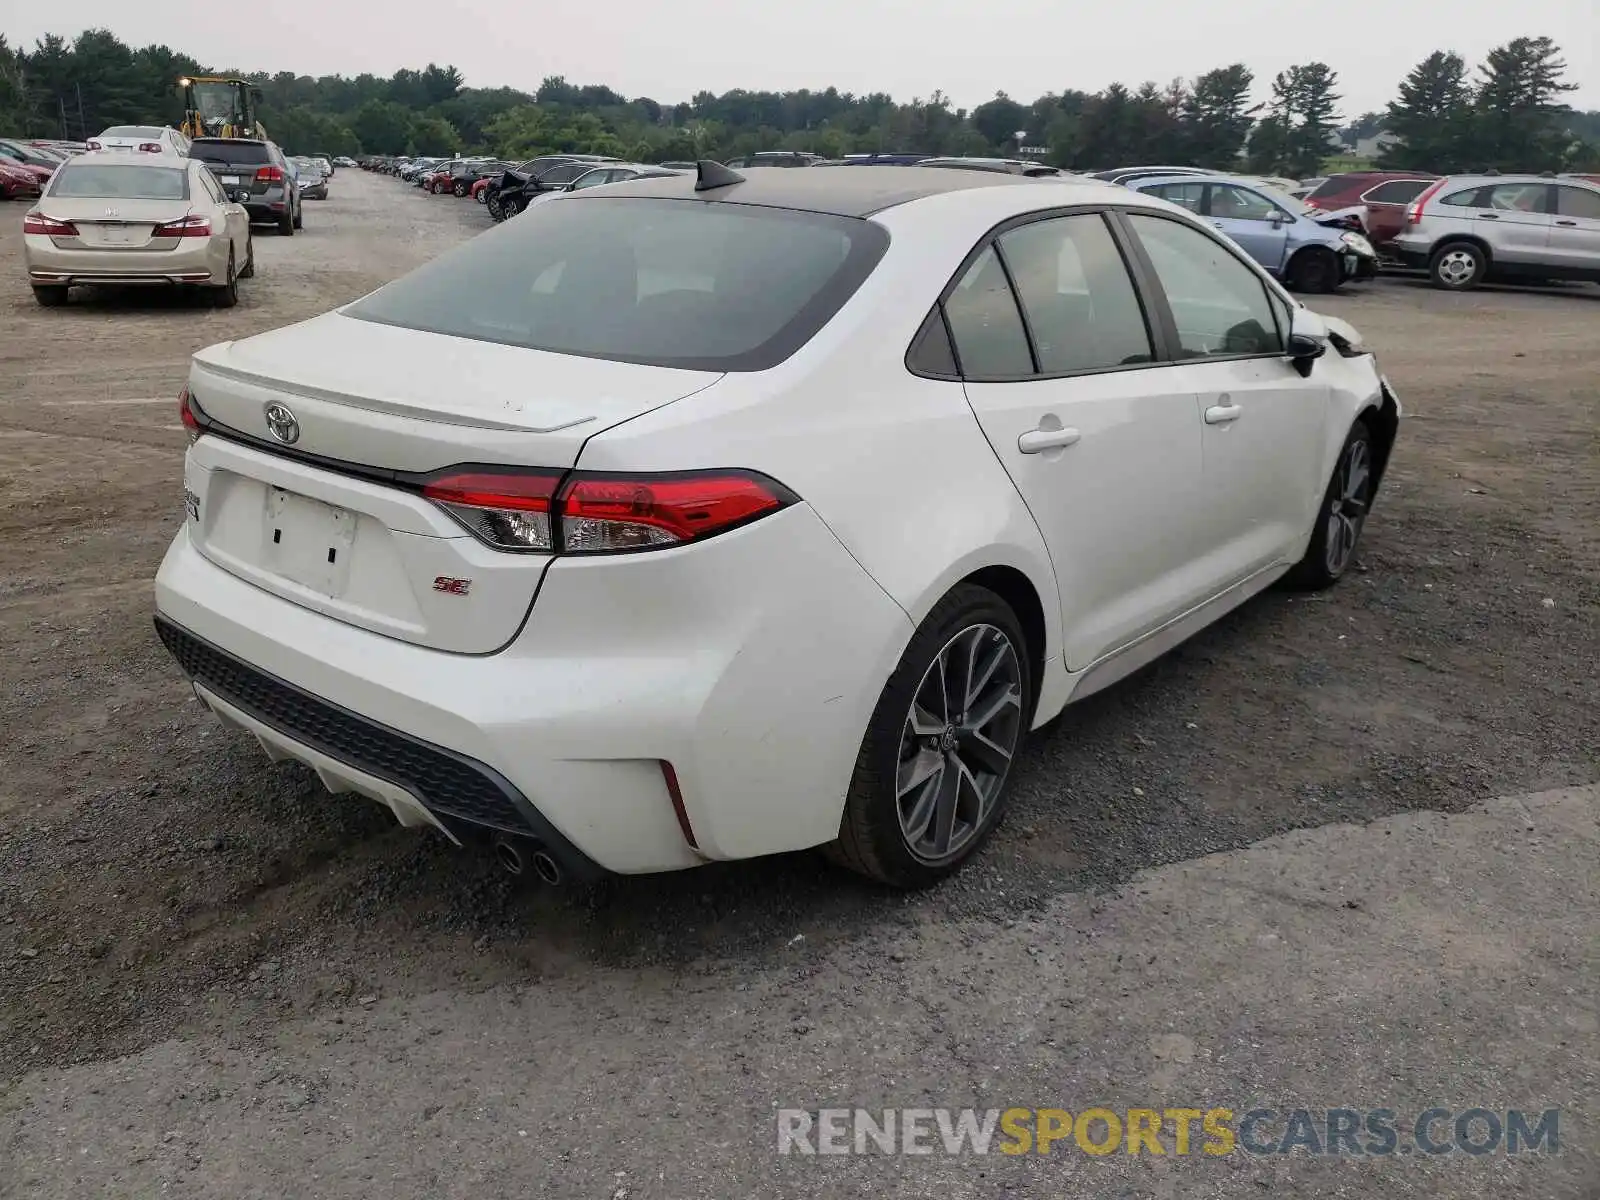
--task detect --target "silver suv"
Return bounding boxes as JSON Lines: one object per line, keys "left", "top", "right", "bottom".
{"left": 1391, "top": 174, "right": 1600, "bottom": 290}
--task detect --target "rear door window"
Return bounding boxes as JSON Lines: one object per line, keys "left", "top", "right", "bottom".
{"left": 942, "top": 246, "right": 1034, "bottom": 379}
{"left": 1482, "top": 183, "right": 1550, "bottom": 213}
{"left": 997, "top": 214, "right": 1153, "bottom": 374}
{"left": 1147, "top": 182, "right": 1203, "bottom": 212}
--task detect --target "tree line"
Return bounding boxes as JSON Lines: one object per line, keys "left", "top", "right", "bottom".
{"left": 2, "top": 29, "right": 1595, "bottom": 174}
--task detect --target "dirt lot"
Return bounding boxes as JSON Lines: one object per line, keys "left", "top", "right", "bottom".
{"left": 0, "top": 173, "right": 1596, "bottom": 1198}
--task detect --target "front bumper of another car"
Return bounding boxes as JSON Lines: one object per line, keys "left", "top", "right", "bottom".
{"left": 24, "top": 233, "right": 229, "bottom": 287}
{"left": 153, "top": 500, "right": 911, "bottom": 876}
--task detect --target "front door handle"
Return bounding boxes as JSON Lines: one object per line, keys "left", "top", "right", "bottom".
{"left": 1477, "top": 212, "right": 1500, "bottom": 220}
{"left": 1556, "top": 219, "right": 1578, "bottom": 227}
{"left": 1204, "top": 403, "right": 1243, "bottom": 425}
{"left": 1018, "top": 426, "right": 1082, "bottom": 454}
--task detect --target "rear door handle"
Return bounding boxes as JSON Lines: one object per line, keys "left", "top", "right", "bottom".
{"left": 1204, "top": 403, "right": 1243, "bottom": 425}
{"left": 1556, "top": 219, "right": 1578, "bottom": 227}
{"left": 1018, "top": 426, "right": 1082, "bottom": 454}
{"left": 1477, "top": 212, "right": 1500, "bottom": 220}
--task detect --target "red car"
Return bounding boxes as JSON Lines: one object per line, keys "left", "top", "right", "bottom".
{"left": 1303, "top": 171, "right": 1438, "bottom": 246}
{"left": 0, "top": 159, "right": 43, "bottom": 200}
{"left": 471, "top": 175, "right": 495, "bottom": 203}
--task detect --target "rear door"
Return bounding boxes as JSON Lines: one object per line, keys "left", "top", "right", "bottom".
{"left": 1206, "top": 182, "right": 1291, "bottom": 272}
{"left": 1547, "top": 185, "right": 1600, "bottom": 279}
{"left": 1472, "top": 182, "right": 1555, "bottom": 265}
{"left": 951, "top": 211, "right": 1211, "bottom": 669}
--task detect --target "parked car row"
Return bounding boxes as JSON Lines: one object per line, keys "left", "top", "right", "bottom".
{"left": 13, "top": 126, "right": 341, "bottom": 308}
{"left": 367, "top": 152, "right": 688, "bottom": 220}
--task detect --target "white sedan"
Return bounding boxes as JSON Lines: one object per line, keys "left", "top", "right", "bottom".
{"left": 153, "top": 165, "right": 1398, "bottom": 887}
{"left": 89, "top": 124, "right": 191, "bottom": 157}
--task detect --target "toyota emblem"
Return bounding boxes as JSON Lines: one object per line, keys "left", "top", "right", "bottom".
{"left": 263, "top": 402, "right": 300, "bottom": 445}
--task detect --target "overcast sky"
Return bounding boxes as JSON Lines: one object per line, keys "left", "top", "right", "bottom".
{"left": 10, "top": 0, "right": 1597, "bottom": 116}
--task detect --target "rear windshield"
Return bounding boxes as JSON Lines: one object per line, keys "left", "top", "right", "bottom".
{"left": 102, "top": 126, "right": 165, "bottom": 139}
{"left": 49, "top": 163, "right": 189, "bottom": 200}
{"left": 191, "top": 141, "right": 272, "bottom": 165}
{"left": 343, "top": 197, "right": 890, "bottom": 371}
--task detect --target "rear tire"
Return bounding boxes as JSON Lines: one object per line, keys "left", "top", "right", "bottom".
{"left": 1285, "top": 420, "right": 1373, "bottom": 591}
{"left": 211, "top": 249, "right": 239, "bottom": 308}
{"left": 827, "top": 584, "right": 1032, "bottom": 889}
{"left": 1286, "top": 247, "right": 1340, "bottom": 294}
{"left": 278, "top": 209, "right": 294, "bottom": 236}
{"left": 32, "top": 285, "right": 69, "bottom": 307}
{"left": 453, "top": 180, "right": 468, "bottom": 197}
{"left": 238, "top": 236, "right": 255, "bottom": 278}
{"left": 292, "top": 202, "right": 303, "bottom": 231}
{"left": 1428, "top": 240, "right": 1486, "bottom": 291}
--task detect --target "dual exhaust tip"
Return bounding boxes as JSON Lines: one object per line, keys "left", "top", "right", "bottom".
{"left": 492, "top": 837, "right": 563, "bottom": 886}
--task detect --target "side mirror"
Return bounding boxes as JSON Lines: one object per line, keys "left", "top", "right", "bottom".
{"left": 1269, "top": 212, "right": 1287, "bottom": 228}
{"left": 1286, "top": 332, "right": 1326, "bottom": 377}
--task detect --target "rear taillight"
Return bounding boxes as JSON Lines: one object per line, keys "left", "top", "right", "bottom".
{"left": 139, "top": 142, "right": 162, "bottom": 153}
{"left": 255, "top": 164, "right": 284, "bottom": 183}
{"left": 23, "top": 212, "right": 77, "bottom": 236}
{"left": 153, "top": 215, "right": 211, "bottom": 238}
{"left": 422, "top": 471, "right": 561, "bottom": 551}
{"left": 1406, "top": 180, "right": 1447, "bottom": 225}
{"left": 178, "top": 387, "right": 202, "bottom": 442}
{"left": 560, "top": 473, "right": 790, "bottom": 552}
{"left": 419, "top": 469, "right": 796, "bottom": 554}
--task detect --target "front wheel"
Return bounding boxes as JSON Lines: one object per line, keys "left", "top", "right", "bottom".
{"left": 1286, "top": 247, "right": 1340, "bottom": 294}
{"left": 1286, "top": 421, "right": 1374, "bottom": 590}
{"left": 453, "top": 180, "right": 468, "bottom": 197}
{"left": 828, "top": 584, "right": 1032, "bottom": 888}
{"left": 500, "top": 195, "right": 521, "bottom": 219}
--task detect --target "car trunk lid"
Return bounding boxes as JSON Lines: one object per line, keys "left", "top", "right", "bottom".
{"left": 37, "top": 196, "right": 194, "bottom": 249}
{"left": 183, "top": 313, "right": 721, "bottom": 653}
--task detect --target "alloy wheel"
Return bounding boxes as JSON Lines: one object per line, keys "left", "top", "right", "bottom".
{"left": 1436, "top": 249, "right": 1478, "bottom": 288}
{"left": 896, "top": 624, "right": 1023, "bottom": 863}
{"left": 1324, "top": 437, "right": 1371, "bottom": 575}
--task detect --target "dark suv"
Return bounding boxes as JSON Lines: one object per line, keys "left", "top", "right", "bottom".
{"left": 189, "top": 138, "right": 303, "bottom": 235}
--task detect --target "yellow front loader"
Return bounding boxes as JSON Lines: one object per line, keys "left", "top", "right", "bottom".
{"left": 179, "top": 77, "right": 267, "bottom": 140}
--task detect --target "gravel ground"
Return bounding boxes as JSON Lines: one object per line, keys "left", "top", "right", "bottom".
{"left": 0, "top": 172, "right": 1595, "bottom": 1197}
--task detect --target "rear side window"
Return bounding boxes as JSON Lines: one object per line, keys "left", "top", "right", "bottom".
{"left": 191, "top": 141, "right": 271, "bottom": 166}
{"left": 1148, "top": 182, "right": 1203, "bottom": 212}
{"left": 1483, "top": 183, "right": 1549, "bottom": 213}
{"left": 1362, "top": 179, "right": 1431, "bottom": 204}
{"left": 997, "top": 215, "right": 1153, "bottom": 374}
{"left": 343, "top": 197, "right": 889, "bottom": 372}
{"left": 1439, "top": 187, "right": 1486, "bottom": 207}
{"left": 1305, "top": 176, "right": 1356, "bottom": 201}
{"left": 1126, "top": 214, "right": 1283, "bottom": 359}
{"left": 49, "top": 163, "right": 189, "bottom": 200}
{"left": 1555, "top": 186, "right": 1600, "bottom": 220}
{"left": 942, "top": 246, "right": 1034, "bottom": 378}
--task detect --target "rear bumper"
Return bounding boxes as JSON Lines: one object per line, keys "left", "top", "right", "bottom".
{"left": 152, "top": 503, "right": 912, "bottom": 874}
{"left": 24, "top": 234, "right": 224, "bottom": 286}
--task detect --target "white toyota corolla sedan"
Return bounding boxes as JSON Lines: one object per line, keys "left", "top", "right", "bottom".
{"left": 154, "top": 164, "right": 1399, "bottom": 888}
